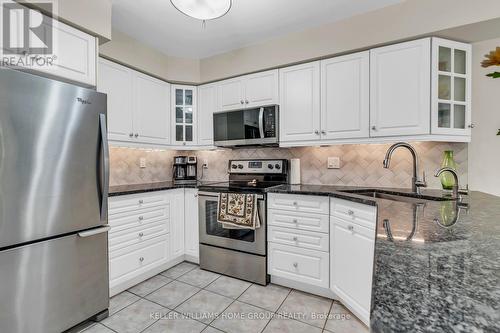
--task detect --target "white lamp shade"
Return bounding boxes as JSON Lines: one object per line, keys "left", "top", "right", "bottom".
{"left": 171, "top": 0, "right": 232, "bottom": 20}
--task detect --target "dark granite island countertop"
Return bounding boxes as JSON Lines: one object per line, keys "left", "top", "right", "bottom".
{"left": 109, "top": 180, "right": 223, "bottom": 196}
{"left": 267, "top": 184, "right": 500, "bottom": 332}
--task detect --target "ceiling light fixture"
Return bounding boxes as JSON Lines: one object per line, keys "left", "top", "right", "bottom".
{"left": 170, "top": 0, "right": 232, "bottom": 22}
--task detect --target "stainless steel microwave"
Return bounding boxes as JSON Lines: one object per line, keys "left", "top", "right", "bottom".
{"left": 213, "top": 105, "right": 279, "bottom": 147}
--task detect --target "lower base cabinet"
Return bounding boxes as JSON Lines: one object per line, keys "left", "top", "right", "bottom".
{"left": 108, "top": 188, "right": 199, "bottom": 296}
{"left": 330, "top": 198, "right": 376, "bottom": 326}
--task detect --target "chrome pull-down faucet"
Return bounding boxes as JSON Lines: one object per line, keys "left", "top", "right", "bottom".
{"left": 383, "top": 142, "right": 427, "bottom": 194}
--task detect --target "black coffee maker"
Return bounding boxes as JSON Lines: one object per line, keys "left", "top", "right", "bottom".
{"left": 173, "top": 156, "right": 197, "bottom": 185}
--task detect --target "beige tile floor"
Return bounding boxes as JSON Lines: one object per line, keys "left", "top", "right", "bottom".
{"left": 80, "top": 262, "right": 368, "bottom": 333}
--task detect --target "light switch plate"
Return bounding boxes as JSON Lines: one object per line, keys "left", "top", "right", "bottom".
{"left": 327, "top": 157, "right": 340, "bottom": 169}
{"left": 139, "top": 157, "right": 146, "bottom": 168}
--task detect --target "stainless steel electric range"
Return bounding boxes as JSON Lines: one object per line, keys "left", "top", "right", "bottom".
{"left": 197, "top": 159, "right": 288, "bottom": 285}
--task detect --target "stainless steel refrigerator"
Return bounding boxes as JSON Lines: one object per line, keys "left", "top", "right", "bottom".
{"left": 0, "top": 69, "right": 110, "bottom": 333}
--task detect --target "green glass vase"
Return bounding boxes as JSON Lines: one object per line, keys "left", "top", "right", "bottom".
{"left": 440, "top": 150, "right": 458, "bottom": 190}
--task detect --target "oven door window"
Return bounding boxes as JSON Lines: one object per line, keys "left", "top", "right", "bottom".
{"left": 205, "top": 200, "right": 255, "bottom": 242}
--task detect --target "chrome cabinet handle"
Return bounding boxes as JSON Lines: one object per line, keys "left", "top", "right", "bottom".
{"left": 129, "top": 133, "right": 134, "bottom": 137}
{"left": 245, "top": 99, "right": 249, "bottom": 104}
{"left": 138, "top": 216, "right": 144, "bottom": 221}
{"left": 468, "top": 124, "right": 475, "bottom": 128}
{"left": 348, "top": 210, "right": 355, "bottom": 216}
{"left": 139, "top": 199, "right": 144, "bottom": 204}
{"left": 135, "top": 133, "right": 139, "bottom": 138}
{"left": 138, "top": 232, "right": 144, "bottom": 237}
{"left": 314, "top": 130, "right": 319, "bottom": 135}
{"left": 240, "top": 100, "right": 244, "bottom": 104}
{"left": 348, "top": 225, "right": 354, "bottom": 231}
{"left": 292, "top": 202, "right": 298, "bottom": 206}
{"left": 293, "top": 262, "right": 298, "bottom": 268}
{"left": 321, "top": 130, "right": 326, "bottom": 135}
{"left": 292, "top": 236, "right": 298, "bottom": 241}
{"left": 139, "top": 257, "right": 144, "bottom": 262}
{"left": 292, "top": 219, "right": 298, "bottom": 223}
{"left": 371, "top": 126, "right": 377, "bottom": 131}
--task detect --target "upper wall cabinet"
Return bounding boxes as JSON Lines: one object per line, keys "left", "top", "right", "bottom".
{"left": 98, "top": 58, "right": 171, "bottom": 146}
{"left": 431, "top": 38, "right": 472, "bottom": 136}
{"left": 172, "top": 85, "right": 197, "bottom": 146}
{"left": 370, "top": 38, "right": 431, "bottom": 137}
{"left": 279, "top": 62, "right": 321, "bottom": 142}
{"left": 217, "top": 69, "right": 278, "bottom": 111}
{"left": 321, "top": 52, "right": 370, "bottom": 140}
{"left": 198, "top": 83, "right": 217, "bottom": 146}
{"left": 3, "top": 2, "right": 97, "bottom": 87}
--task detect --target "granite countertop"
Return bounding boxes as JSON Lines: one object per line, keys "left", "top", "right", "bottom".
{"left": 267, "top": 184, "right": 500, "bottom": 332}
{"left": 109, "top": 180, "right": 223, "bottom": 196}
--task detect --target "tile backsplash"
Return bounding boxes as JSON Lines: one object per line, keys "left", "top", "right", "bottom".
{"left": 110, "top": 142, "right": 468, "bottom": 189}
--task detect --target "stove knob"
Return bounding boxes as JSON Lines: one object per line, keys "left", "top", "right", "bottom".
{"left": 275, "top": 164, "right": 281, "bottom": 170}
{"left": 231, "top": 164, "right": 237, "bottom": 169}
{"left": 267, "top": 164, "right": 274, "bottom": 169}
{"left": 238, "top": 164, "right": 244, "bottom": 169}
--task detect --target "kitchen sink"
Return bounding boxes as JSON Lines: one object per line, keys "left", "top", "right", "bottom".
{"left": 339, "top": 189, "right": 456, "bottom": 204}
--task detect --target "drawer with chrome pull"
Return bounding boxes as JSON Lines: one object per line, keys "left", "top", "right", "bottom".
{"left": 268, "top": 209, "right": 329, "bottom": 233}
{"left": 268, "top": 193, "right": 329, "bottom": 215}
{"left": 330, "top": 198, "right": 377, "bottom": 230}
{"left": 268, "top": 226, "right": 329, "bottom": 252}
{"left": 109, "top": 192, "right": 169, "bottom": 215}
{"left": 109, "top": 220, "right": 169, "bottom": 253}
{"left": 109, "top": 206, "right": 169, "bottom": 234}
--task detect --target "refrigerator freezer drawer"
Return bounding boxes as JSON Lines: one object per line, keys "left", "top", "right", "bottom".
{"left": 0, "top": 231, "right": 109, "bottom": 333}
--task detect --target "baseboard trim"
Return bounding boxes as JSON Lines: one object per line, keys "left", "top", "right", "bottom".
{"left": 270, "top": 275, "right": 337, "bottom": 299}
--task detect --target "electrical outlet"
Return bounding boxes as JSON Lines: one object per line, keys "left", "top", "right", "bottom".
{"left": 327, "top": 157, "right": 340, "bottom": 169}
{"left": 139, "top": 157, "right": 146, "bottom": 168}
{"left": 203, "top": 159, "right": 209, "bottom": 169}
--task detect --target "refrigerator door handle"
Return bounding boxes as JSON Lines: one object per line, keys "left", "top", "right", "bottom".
{"left": 78, "top": 225, "right": 111, "bottom": 238}
{"left": 99, "top": 113, "right": 110, "bottom": 221}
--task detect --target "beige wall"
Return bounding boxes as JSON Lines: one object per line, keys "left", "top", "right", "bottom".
{"left": 19, "top": 0, "right": 112, "bottom": 42}
{"left": 469, "top": 37, "right": 500, "bottom": 196}
{"left": 100, "top": 29, "right": 200, "bottom": 84}
{"left": 200, "top": 0, "right": 500, "bottom": 82}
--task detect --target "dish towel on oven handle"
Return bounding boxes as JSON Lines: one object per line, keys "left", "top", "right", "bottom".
{"left": 217, "top": 192, "right": 261, "bottom": 230}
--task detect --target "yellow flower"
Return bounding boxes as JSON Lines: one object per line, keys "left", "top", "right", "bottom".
{"left": 481, "top": 47, "right": 500, "bottom": 67}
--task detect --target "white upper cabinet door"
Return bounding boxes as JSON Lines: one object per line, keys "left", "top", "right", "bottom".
{"left": 197, "top": 84, "right": 216, "bottom": 146}
{"left": 172, "top": 85, "right": 197, "bottom": 146}
{"left": 321, "top": 52, "right": 369, "bottom": 140}
{"left": 217, "top": 78, "right": 245, "bottom": 111}
{"left": 279, "top": 61, "right": 321, "bottom": 143}
{"left": 47, "top": 19, "right": 97, "bottom": 87}
{"left": 244, "top": 69, "right": 279, "bottom": 108}
{"left": 370, "top": 38, "right": 431, "bottom": 137}
{"left": 134, "top": 73, "right": 171, "bottom": 145}
{"left": 431, "top": 38, "right": 472, "bottom": 136}
{"left": 98, "top": 59, "right": 134, "bottom": 142}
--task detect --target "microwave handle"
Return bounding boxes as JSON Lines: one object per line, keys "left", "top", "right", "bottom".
{"left": 258, "top": 107, "right": 265, "bottom": 138}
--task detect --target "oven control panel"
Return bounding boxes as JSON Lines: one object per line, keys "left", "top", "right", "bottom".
{"left": 229, "top": 160, "right": 286, "bottom": 174}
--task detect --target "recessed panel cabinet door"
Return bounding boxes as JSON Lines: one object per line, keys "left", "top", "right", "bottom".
{"left": 321, "top": 52, "right": 369, "bottom": 140}
{"left": 279, "top": 61, "right": 321, "bottom": 143}
{"left": 245, "top": 70, "right": 279, "bottom": 108}
{"left": 134, "top": 73, "right": 171, "bottom": 145}
{"left": 198, "top": 84, "right": 216, "bottom": 146}
{"left": 370, "top": 38, "right": 431, "bottom": 137}
{"left": 98, "top": 58, "right": 134, "bottom": 142}
{"left": 184, "top": 189, "right": 199, "bottom": 262}
{"left": 217, "top": 78, "right": 245, "bottom": 111}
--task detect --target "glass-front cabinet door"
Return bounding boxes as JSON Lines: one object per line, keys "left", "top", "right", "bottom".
{"left": 172, "top": 85, "right": 197, "bottom": 145}
{"left": 432, "top": 38, "right": 472, "bottom": 136}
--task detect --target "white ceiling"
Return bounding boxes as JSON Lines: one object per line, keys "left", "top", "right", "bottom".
{"left": 112, "top": 0, "right": 403, "bottom": 59}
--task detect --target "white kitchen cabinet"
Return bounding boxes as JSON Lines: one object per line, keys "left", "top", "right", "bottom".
{"left": 321, "top": 52, "right": 370, "bottom": 140}
{"left": 217, "top": 69, "right": 278, "bottom": 111}
{"left": 184, "top": 189, "right": 199, "bottom": 262}
{"left": 98, "top": 59, "right": 134, "bottom": 142}
{"left": 370, "top": 38, "right": 431, "bottom": 137}
{"left": 134, "top": 73, "right": 171, "bottom": 145}
{"left": 197, "top": 84, "right": 217, "bottom": 146}
{"left": 98, "top": 58, "right": 171, "bottom": 146}
{"left": 172, "top": 85, "right": 197, "bottom": 146}
{"left": 330, "top": 198, "right": 376, "bottom": 326}
{"left": 170, "top": 188, "right": 185, "bottom": 259}
{"left": 2, "top": 2, "right": 97, "bottom": 87}
{"left": 431, "top": 38, "right": 472, "bottom": 136}
{"left": 279, "top": 61, "right": 321, "bottom": 143}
